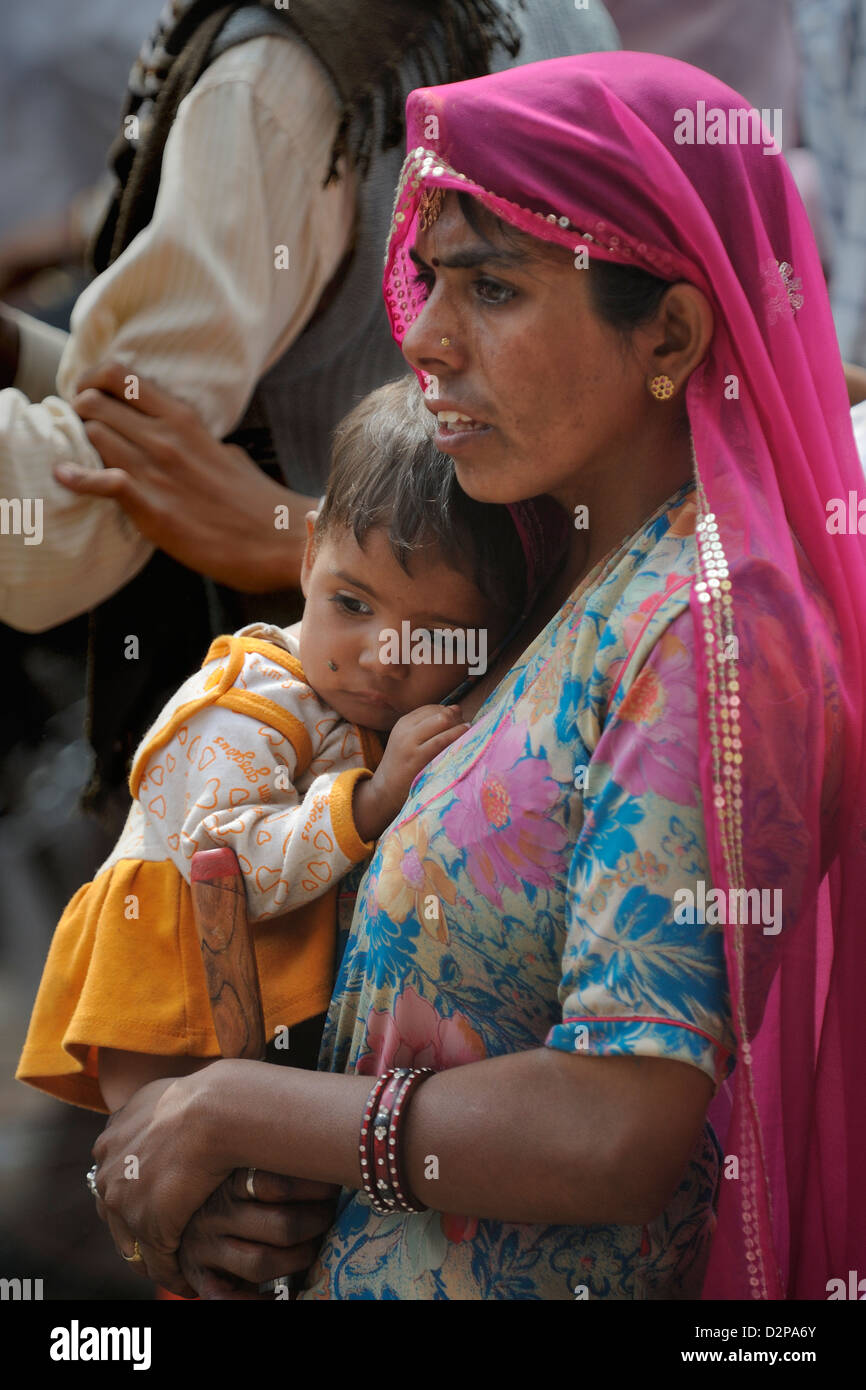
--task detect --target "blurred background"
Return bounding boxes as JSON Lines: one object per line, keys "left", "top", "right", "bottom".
{"left": 0, "top": 0, "right": 862, "bottom": 1298}
{"left": 0, "top": 0, "right": 163, "bottom": 1298}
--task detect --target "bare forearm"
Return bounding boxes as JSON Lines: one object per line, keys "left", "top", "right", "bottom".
{"left": 199, "top": 1049, "right": 712, "bottom": 1228}
{"left": 100, "top": 1047, "right": 215, "bottom": 1113}
{"left": 844, "top": 360, "right": 866, "bottom": 407}
{"left": 235, "top": 482, "right": 318, "bottom": 592}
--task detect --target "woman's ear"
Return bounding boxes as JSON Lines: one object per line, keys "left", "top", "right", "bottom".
{"left": 645, "top": 283, "right": 714, "bottom": 391}
{"left": 299, "top": 510, "right": 318, "bottom": 598}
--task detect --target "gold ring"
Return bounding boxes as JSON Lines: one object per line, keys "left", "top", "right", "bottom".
{"left": 246, "top": 1167, "right": 257, "bottom": 1200}
{"left": 121, "top": 1239, "right": 145, "bottom": 1266}
{"left": 440, "top": 337, "right": 451, "bottom": 347}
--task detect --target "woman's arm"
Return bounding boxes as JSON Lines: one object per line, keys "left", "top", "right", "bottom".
{"left": 93, "top": 1047, "right": 712, "bottom": 1292}
{"left": 210, "top": 1049, "right": 712, "bottom": 1227}
{"left": 844, "top": 360, "right": 866, "bottom": 406}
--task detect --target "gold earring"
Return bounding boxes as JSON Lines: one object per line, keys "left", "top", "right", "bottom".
{"left": 649, "top": 374, "right": 675, "bottom": 401}
{"left": 441, "top": 337, "right": 451, "bottom": 347}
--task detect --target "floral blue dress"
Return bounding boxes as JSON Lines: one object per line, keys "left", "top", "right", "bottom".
{"left": 299, "top": 484, "right": 736, "bottom": 1300}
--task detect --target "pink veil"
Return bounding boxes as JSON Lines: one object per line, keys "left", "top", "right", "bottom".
{"left": 381, "top": 52, "right": 866, "bottom": 1299}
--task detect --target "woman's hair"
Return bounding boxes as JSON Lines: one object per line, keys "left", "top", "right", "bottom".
{"left": 455, "top": 189, "right": 670, "bottom": 335}
{"left": 314, "top": 374, "right": 529, "bottom": 614}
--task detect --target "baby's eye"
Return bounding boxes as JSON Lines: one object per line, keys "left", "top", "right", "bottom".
{"left": 332, "top": 593, "right": 372, "bottom": 616}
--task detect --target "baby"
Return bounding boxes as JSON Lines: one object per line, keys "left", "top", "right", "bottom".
{"left": 18, "top": 375, "right": 565, "bottom": 1113}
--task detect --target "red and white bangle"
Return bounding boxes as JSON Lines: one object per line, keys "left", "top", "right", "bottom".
{"left": 359, "top": 1071, "right": 395, "bottom": 1213}
{"left": 371, "top": 1070, "right": 406, "bottom": 1210}
{"left": 358, "top": 1066, "right": 435, "bottom": 1214}
{"left": 387, "top": 1067, "right": 434, "bottom": 1212}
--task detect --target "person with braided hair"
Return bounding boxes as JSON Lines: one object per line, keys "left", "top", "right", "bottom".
{"left": 0, "top": 0, "right": 618, "bottom": 826}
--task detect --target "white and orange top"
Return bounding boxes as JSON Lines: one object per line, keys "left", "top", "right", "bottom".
{"left": 16, "top": 622, "right": 382, "bottom": 1112}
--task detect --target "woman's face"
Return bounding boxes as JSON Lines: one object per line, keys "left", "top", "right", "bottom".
{"left": 401, "top": 192, "right": 651, "bottom": 513}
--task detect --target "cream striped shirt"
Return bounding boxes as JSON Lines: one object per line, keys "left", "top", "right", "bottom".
{"left": 0, "top": 34, "right": 356, "bottom": 632}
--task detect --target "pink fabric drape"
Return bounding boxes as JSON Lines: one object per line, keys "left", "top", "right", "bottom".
{"left": 381, "top": 52, "right": 866, "bottom": 1299}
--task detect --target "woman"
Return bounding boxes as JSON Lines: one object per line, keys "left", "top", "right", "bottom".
{"left": 88, "top": 52, "right": 866, "bottom": 1300}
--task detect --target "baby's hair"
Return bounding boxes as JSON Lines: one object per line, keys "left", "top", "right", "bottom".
{"left": 315, "top": 374, "right": 529, "bottom": 615}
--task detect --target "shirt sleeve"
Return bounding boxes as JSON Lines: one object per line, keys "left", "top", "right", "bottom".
{"left": 545, "top": 609, "right": 736, "bottom": 1089}
{"left": 0, "top": 388, "right": 155, "bottom": 632}
{"left": 134, "top": 646, "right": 375, "bottom": 923}
{"left": 55, "top": 34, "right": 356, "bottom": 435}
{"left": 0, "top": 35, "right": 356, "bottom": 633}
{"left": 9, "top": 308, "right": 68, "bottom": 400}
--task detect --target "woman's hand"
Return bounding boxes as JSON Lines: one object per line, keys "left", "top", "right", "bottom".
{"left": 92, "top": 1072, "right": 233, "bottom": 1294}
{"left": 177, "top": 1171, "right": 339, "bottom": 1300}
{"left": 56, "top": 362, "right": 317, "bottom": 592}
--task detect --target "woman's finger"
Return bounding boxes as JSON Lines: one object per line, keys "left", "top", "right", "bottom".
{"left": 230, "top": 1169, "right": 340, "bottom": 1204}
{"left": 191, "top": 1269, "right": 270, "bottom": 1301}
{"left": 100, "top": 1205, "right": 195, "bottom": 1297}
{"left": 78, "top": 414, "right": 156, "bottom": 476}
{"left": 189, "top": 1236, "right": 322, "bottom": 1290}
{"left": 114, "top": 1226, "right": 191, "bottom": 1298}
{"left": 175, "top": 1174, "right": 337, "bottom": 1297}
{"left": 98, "top": 1204, "right": 141, "bottom": 1269}
{"left": 54, "top": 461, "right": 135, "bottom": 500}
{"left": 183, "top": 1193, "right": 335, "bottom": 1249}
{"left": 192, "top": 1188, "right": 336, "bottom": 1250}
{"left": 73, "top": 387, "right": 178, "bottom": 451}
{"left": 236, "top": 1199, "right": 336, "bottom": 1249}
{"left": 74, "top": 362, "right": 180, "bottom": 418}
{"left": 102, "top": 1208, "right": 188, "bottom": 1295}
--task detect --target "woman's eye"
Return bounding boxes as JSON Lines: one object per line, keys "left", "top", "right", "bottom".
{"left": 332, "top": 593, "right": 371, "bottom": 616}
{"left": 409, "top": 269, "right": 514, "bottom": 308}
{"left": 473, "top": 276, "right": 515, "bottom": 305}
{"left": 410, "top": 269, "right": 434, "bottom": 299}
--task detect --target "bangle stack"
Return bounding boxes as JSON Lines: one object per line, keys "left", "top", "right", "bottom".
{"left": 359, "top": 1066, "right": 434, "bottom": 1214}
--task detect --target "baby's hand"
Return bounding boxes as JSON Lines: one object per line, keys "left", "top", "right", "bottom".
{"left": 352, "top": 705, "right": 469, "bottom": 843}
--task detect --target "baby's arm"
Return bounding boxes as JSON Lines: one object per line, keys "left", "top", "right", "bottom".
{"left": 99, "top": 1049, "right": 214, "bottom": 1113}
{"left": 134, "top": 646, "right": 384, "bottom": 920}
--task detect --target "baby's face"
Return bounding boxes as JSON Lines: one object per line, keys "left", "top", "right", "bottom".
{"left": 298, "top": 524, "right": 503, "bottom": 731}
